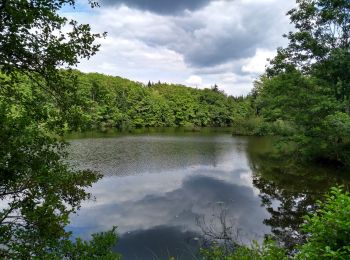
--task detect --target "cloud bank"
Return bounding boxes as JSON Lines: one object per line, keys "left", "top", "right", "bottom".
{"left": 71, "top": 0, "right": 295, "bottom": 95}
{"left": 101, "top": 0, "right": 211, "bottom": 14}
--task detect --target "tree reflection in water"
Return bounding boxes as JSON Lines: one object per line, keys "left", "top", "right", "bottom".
{"left": 196, "top": 203, "right": 240, "bottom": 254}
{"left": 246, "top": 137, "right": 350, "bottom": 249}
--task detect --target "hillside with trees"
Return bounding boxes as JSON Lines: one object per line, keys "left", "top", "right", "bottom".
{"left": 5, "top": 70, "right": 253, "bottom": 131}
{"left": 66, "top": 71, "right": 252, "bottom": 130}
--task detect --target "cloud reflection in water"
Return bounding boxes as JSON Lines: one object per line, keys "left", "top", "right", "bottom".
{"left": 67, "top": 133, "right": 270, "bottom": 259}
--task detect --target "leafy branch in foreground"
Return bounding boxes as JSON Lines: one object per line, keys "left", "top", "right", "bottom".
{"left": 0, "top": 0, "right": 105, "bottom": 75}
{"left": 0, "top": 0, "right": 119, "bottom": 258}
{"left": 0, "top": 84, "right": 119, "bottom": 258}
{"left": 296, "top": 186, "right": 350, "bottom": 259}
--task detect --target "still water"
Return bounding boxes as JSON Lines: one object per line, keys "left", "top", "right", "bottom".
{"left": 66, "top": 128, "right": 348, "bottom": 259}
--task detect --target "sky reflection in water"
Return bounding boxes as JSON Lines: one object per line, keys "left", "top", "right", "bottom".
{"left": 67, "top": 132, "right": 270, "bottom": 259}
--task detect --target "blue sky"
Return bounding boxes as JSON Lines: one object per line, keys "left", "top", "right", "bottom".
{"left": 64, "top": 0, "right": 295, "bottom": 96}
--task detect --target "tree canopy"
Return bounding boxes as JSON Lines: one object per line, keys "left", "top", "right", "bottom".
{"left": 63, "top": 72, "right": 252, "bottom": 130}
{"left": 0, "top": 0, "right": 103, "bottom": 75}
{"left": 252, "top": 0, "right": 350, "bottom": 167}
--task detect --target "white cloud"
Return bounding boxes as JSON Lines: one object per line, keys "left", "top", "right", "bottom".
{"left": 64, "top": 0, "right": 294, "bottom": 96}
{"left": 241, "top": 48, "right": 276, "bottom": 74}
{"left": 185, "top": 75, "right": 203, "bottom": 86}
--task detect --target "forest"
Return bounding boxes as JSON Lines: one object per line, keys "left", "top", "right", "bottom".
{"left": 0, "top": 0, "right": 350, "bottom": 259}
{"left": 57, "top": 71, "right": 251, "bottom": 130}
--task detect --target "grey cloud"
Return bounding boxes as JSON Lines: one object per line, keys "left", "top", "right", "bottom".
{"left": 101, "top": 0, "right": 211, "bottom": 14}
{"left": 180, "top": 3, "right": 292, "bottom": 68}
{"left": 76, "top": 0, "right": 295, "bottom": 95}
{"left": 184, "top": 33, "right": 258, "bottom": 68}
{"left": 116, "top": 1, "right": 294, "bottom": 69}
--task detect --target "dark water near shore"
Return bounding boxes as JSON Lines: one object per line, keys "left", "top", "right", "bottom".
{"left": 66, "top": 128, "right": 349, "bottom": 259}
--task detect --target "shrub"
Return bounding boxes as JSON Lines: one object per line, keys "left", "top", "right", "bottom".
{"left": 200, "top": 239, "right": 287, "bottom": 260}
{"left": 296, "top": 187, "right": 350, "bottom": 259}
{"left": 232, "top": 117, "right": 271, "bottom": 136}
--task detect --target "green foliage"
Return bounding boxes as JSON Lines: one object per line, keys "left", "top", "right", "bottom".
{"left": 268, "top": 0, "right": 350, "bottom": 78}
{"left": 35, "top": 72, "right": 252, "bottom": 130}
{"left": 256, "top": 71, "right": 338, "bottom": 126}
{"left": 0, "top": 1, "right": 106, "bottom": 133}
{"left": 232, "top": 117, "right": 270, "bottom": 136}
{"left": 0, "top": 77, "right": 121, "bottom": 257}
{"left": 320, "top": 112, "right": 350, "bottom": 165}
{"left": 249, "top": 0, "right": 350, "bottom": 167}
{"left": 296, "top": 187, "right": 350, "bottom": 259}
{"left": 254, "top": 70, "right": 350, "bottom": 166}
{"left": 232, "top": 117, "right": 296, "bottom": 137}
{"left": 0, "top": 0, "right": 104, "bottom": 76}
{"left": 200, "top": 239, "right": 287, "bottom": 260}
{"left": 0, "top": 0, "right": 119, "bottom": 258}
{"left": 234, "top": 240, "right": 287, "bottom": 260}
{"left": 62, "top": 227, "right": 120, "bottom": 260}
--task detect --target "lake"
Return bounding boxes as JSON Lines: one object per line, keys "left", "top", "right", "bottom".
{"left": 66, "top": 128, "right": 349, "bottom": 259}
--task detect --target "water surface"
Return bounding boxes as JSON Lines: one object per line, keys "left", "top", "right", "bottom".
{"left": 66, "top": 129, "right": 348, "bottom": 259}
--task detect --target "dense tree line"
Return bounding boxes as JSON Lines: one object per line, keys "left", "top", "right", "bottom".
{"left": 64, "top": 71, "right": 252, "bottom": 130}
